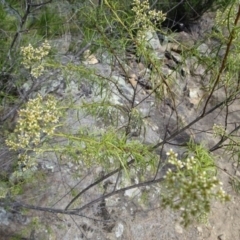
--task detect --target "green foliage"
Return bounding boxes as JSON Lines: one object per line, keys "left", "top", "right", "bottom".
{"left": 186, "top": 141, "right": 216, "bottom": 174}
{"left": 27, "top": 7, "right": 66, "bottom": 37}
{"left": 72, "top": 0, "right": 135, "bottom": 55}
{"left": 213, "top": 122, "right": 240, "bottom": 164}
{"left": 81, "top": 100, "right": 127, "bottom": 127}
{"left": 54, "top": 128, "right": 158, "bottom": 173}
{"left": 0, "top": 4, "right": 17, "bottom": 66}
{"left": 0, "top": 1, "right": 19, "bottom": 32}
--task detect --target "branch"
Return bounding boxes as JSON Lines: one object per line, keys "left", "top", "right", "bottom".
{"left": 0, "top": 71, "right": 58, "bottom": 122}
{"left": 210, "top": 124, "right": 240, "bottom": 152}
{"left": 0, "top": 176, "right": 164, "bottom": 220}
{"left": 152, "top": 93, "right": 240, "bottom": 150}
{"left": 201, "top": 5, "right": 240, "bottom": 116}
{"left": 65, "top": 159, "right": 135, "bottom": 210}
{"left": 68, "top": 176, "right": 164, "bottom": 213}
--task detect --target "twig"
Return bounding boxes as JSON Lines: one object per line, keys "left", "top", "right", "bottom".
{"left": 201, "top": 5, "right": 240, "bottom": 116}
{"left": 65, "top": 159, "right": 135, "bottom": 210}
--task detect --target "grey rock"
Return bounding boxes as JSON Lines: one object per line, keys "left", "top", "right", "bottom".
{"left": 115, "top": 222, "right": 124, "bottom": 238}
{"left": 197, "top": 43, "right": 210, "bottom": 55}
{"left": 144, "top": 30, "right": 161, "bottom": 50}
{"left": 50, "top": 33, "right": 71, "bottom": 55}
{"left": 173, "top": 32, "right": 195, "bottom": 48}
{"left": 236, "top": 170, "right": 240, "bottom": 177}
{"left": 0, "top": 207, "right": 9, "bottom": 225}
{"left": 218, "top": 234, "right": 226, "bottom": 240}
{"left": 170, "top": 51, "right": 182, "bottom": 63}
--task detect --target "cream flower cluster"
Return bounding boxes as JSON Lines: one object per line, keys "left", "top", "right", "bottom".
{"left": 6, "top": 94, "right": 60, "bottom": 151}
{"left": 213, "top": 123, "right": 226, "bottom": 137}
{"left": 215, "top": 4, "right": 236, "bottom": 28}
{"left": 131, "top": 0, "right": 166, "bottom": 31}
{"left": 20, "top": 40, "right": 51, "bottom": 78}
{"left": 16, "top": 154, "right": 37, "bottom": 172}
{"left": 162, "top": 149, "right": 229, "bottom": 226}
{"left": 167, "top": 149, "right": 197, "bottom": 170}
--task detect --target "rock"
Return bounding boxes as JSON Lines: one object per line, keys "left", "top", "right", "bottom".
{"left": 175, "top": 223, "right": 183, "bottom": 234}
{"left": 170, "top": 51, "right": 182, "bottom": 63}
{"left": 111, "top": 75, "right": 134, "bottom": 97}
{"left": 161, "top": 66, "right": 175, "bottom": 77}
{"left": 124, "top": 188, "right": 141, "bottom": 198}
{"left": 173, "top": 32, "right": 195, "bottom": 48}
{"left": 115, "top": 222, "right": 124, "bottom": 238}
{"left": 186, "top": 58, "right": 206, "bottom": 77}
{"left": 139, "top": 30, "right": 166, "bottom": 61}
{"left": 236, "top": 170, "right": 240, "bottom": 177}
{"left": 144, "top": 30, "right": 161, "bottom": 50}
{"left": 50, "top": 33, "right": 71, "bottom": 55}
{"left": 233, "top": 162, "right": 238, "bottom": 168}
{"left": 128, "top": 74, "right": 138, "bottom": 88}
{"left": 197, "top": 43, "right": 210, "bottom": 55}
{"left": 217, "top": 46, "right": 227, "bottom": 58}
{"left": 181, "top": 66, "right": 190, "bottom": 77}
{"left": 189, "top": 88, "right": 203, "bottom": 105}
{"left": 157, "top": 32, "right": 168, "bottom": 45}
{"left": 83, "top": 50, "right": 98, "bottom": 65}
{"left": 34, "top": 229, "right": 54, "bottom": 240}
{"left": 0, "top": 207, "right": 9, "bottom": 225}
{"left": 218, "top": 234, "right": 226, "bottom": 240}
{"left": 164, "top": 58, "right": 177, "bottom": 70}
{"left": 100, "top": 52, "right": 118, "bottom": 65}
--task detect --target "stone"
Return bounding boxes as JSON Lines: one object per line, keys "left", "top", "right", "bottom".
{"left": 0, "top": 207, "right": 9, "bottom": 225}
{"left": 233, "top": 162, "right": 238, "bottom": 168}
{"left": 173, "top": 32, "right": 195, "bottom": 48}
{"left": 83, "top": 50, "right": 98, "bottom": 65}
{"left": 189, "top": 88, "right": 203, "bottom": 105}
{"left": 175, "top": 223, "right": 183, "bottom": 234}
{"left": 170, "top": 51, "right": 182, "bottom": 63}
{"left": 236, "top": 170, "right": 240, "bottom": 177}
{"left": 218, "top": 234, "right": 226, "bottom": 240}
{"left": 197, "top": 43, "right": 210, "bottom": 55}
{"left": 144, "top": 30, "right": 161, "bottom": 50}
{"left": 124, "top": 188, "right": 141, "bottom": 198}
{"left": 197, "top": 226, "right": 203, "bottom": 233}
{"left": 115, "top": 222, "right": 124, "bottom": 238}
{"left": 50, "top": 33, "right": 71, "bottom": 55}
{"left": 164, "top": 59, "right": 177, "bottom": 70}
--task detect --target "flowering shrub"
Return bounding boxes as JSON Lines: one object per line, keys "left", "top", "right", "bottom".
{"left": 162, "top": 149, "right": 230, "bottom": 226}
{"left": 6, "top": 94, "right": 61, "bottom": 172}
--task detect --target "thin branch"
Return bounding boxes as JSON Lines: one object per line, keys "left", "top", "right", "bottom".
{"left": 65, "top": 159, "right": 135, "bottom": 210}
{"left": 210, "top": 124, "right": 240, "bottom": 152}
{"left": 152, "top": 93, "right": 240, "bottom": 150}
{"left": 201, "top": 5, "right": 240, "bottom": 116}
{"left": 28, "top": 0, "right": 52, "bottom": 7}
{"left": 68, "top": 177, "right": 164, "bottom": 213}
{"left": 0, "top": 71, "right": 58, "bottom": 122}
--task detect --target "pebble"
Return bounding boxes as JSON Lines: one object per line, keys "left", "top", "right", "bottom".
{"left": 115, "top": 222, "right": 124, "bottom": 238}
{"left": 236, "top": 170, "right": 240, "bottom": 177}
{"left": 175, "top": 223, "right": 183, "bottom": 234}
{"left": 218, "top": 234, "right": 226, "bottom": 240}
